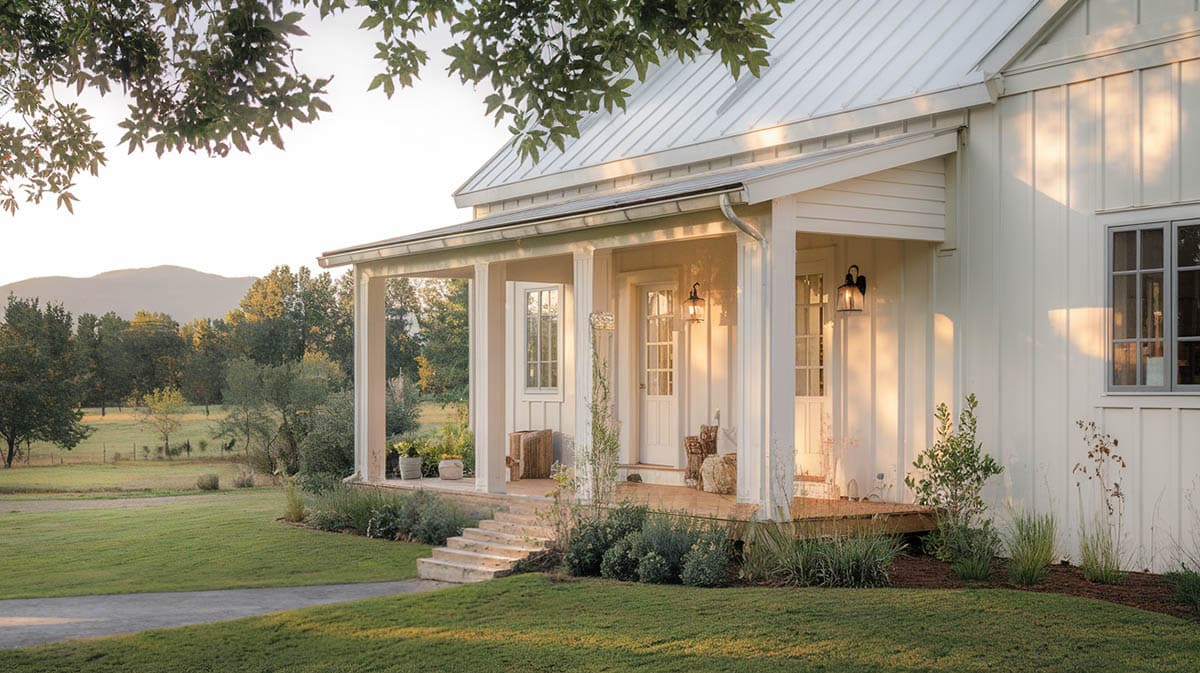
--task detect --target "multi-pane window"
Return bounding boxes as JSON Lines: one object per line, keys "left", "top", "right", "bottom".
{"left": 795, "top": 273, "right": 825, "bottom": 396}
{"left": 524, "top": 288, "right": 559, "bottom": 391}
{"left": 644, "top": 289, "right": 674, "bottom": 396}
{"left": 1110, "top": 220, "right": 1200, "bottom": 390}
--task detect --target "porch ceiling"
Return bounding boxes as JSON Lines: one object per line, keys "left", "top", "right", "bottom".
{"left": 318, "top": 128, "right": 960, "bottom": 268}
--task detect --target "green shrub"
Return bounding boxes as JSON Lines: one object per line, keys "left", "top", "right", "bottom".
{"left": 365, "top": 506, "right": 405, "bottom": 540}
{"left": 600, "top": 533, "right": 641, "bottom": 582}
{"left": 942, "top": 522, "right": 999, "bottom": 581}
{"left": 681, "top": 527, "right": 732, "bottom": 587}
{"left": 1166, "top": 567, "right": 1200, "bottom": 611}
{"left": 1005, "top": 510, "right": 1057, "bottom": 585}
{"left": 636, "top": 551, "right": 673, "bottom": 584}
{"left": 815, "top": 534, "right": 903, "bottom": 588}
{"left": 413, "top": 499, "right": 465, "bottom": 545}
{"left": 297, "top": 472, "right": 342, "bottom": 494}
{"left": 299, "top": 390, "right": 355, "bottom": 481}
{"left": 631, "top": 515, "right": 702, "bottom": 583}
{"left": 1079, "top": 513, "right": 1125, "bottom": 584}
{"left": 607, "top": 502, "right": 649, "bottom": 539}
{"left": 904, "top": 394, "right": 1002, "bottom": 532}
{"left": 282, "top": 477, "right": 306, "bottom": 522}
{"left": 308, "top": 508, "right": 351, "bottom": 532}
{"left": 564, "top": 517, "right": 613, "bottom": 576}
{"left": 196, "top": 473, "right": 220, "bottom": 491}
{"left": 308, "top": 485, "right": 400, "bottom": 535}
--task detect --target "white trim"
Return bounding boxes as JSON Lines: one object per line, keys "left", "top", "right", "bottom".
{"left": 615, "top": 267, "right": 681, "bottom": 468}
{"left": 516, "top": 283, "right": 565, "bottom": 399}
{"left": 1001, "top": 32, "right": 1200, "bottom": 96}
{"left": 741, "top": 128, "right": 960, "bottom": 205}
{"left": 452, "top": 85, "right": 991, "bottom": 208}
{"left": 975, "top": 0, "right": 1078, "bottom": 76}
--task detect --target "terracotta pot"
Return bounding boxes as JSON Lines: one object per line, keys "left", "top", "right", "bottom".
{"left": 399, "top": 456, "right": 423, "bottom": 480}
{"left": 438, "top": 459, "right": 464, "bottom": 480}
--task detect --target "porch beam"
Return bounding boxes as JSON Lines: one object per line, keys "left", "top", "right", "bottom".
{"left": 471, "top": 261, "right": 508, "bottom": 494}
{"left": 353, "top": 267, "right": 387, "bottom": 482}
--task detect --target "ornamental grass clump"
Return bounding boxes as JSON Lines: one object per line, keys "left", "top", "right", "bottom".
{"left": 196, "top": 473, "right": 220, "bottom": 491}
{"left": 1074, "top": 420, "right": 1127, "bottom": 585}
{"left": 282, "top": 477, "right": 306, "bottom": 523}
{"left": 1005, "top": 510, "right": 1057, "bottom": 585}
{"left": 739, "top": 520, "right": 903, "bottom": 588}
{"left": 1166, "top": 568, "right": 1200, "bottom": 611}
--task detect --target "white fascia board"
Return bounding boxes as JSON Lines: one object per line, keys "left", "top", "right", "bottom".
{"left": 317, "top": 190, "right": 742, "bottom": 269}
{"left": 1001, "top": 29, "right": 1200, "bottom": 95}
{"left": 974, "top": 0, "right": 1075, "bottom": 76}
{"left": 452, "top": 84, "right": 992, "bottom": 209}
{"left": 741, "top": 128, "right": 960, "bottom": 205}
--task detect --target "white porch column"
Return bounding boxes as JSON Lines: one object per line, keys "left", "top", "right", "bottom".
{"left": 764, "top": 218, "right": 797, "bottom": 517}
{"left": 471, "top": 261, "right": 508, "bottom": 494}
{"left": 735, "top": 219, "right": 796, "bottom": 517}
{"left": 353, "top": 268, "right": 386, "bottom": 482}
{"left": 572, "top": 248, "right": 596, "bottom": 500}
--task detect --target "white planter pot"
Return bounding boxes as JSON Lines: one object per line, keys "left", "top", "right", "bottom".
{"left": 438, "top": 459, "right": 464, "bottom": 481}
{"left": 399, "top": 456, "right": 424, "bottom": 480}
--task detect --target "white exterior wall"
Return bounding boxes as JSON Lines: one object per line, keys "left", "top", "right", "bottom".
{"left": 949, "top": 54, "right": 1200, "bottom": 569}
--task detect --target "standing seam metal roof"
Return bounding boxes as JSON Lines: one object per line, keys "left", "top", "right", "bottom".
{"left": 456, "top": 0, "right": 1035, "bottom": 198}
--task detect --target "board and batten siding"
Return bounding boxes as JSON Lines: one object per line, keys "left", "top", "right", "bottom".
{"left": 952, "top": 59, "right": 1200, "bottom": 570}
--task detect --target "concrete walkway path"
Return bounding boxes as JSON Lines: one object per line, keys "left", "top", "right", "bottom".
{"left": 0, "top": 579, "right": 447, "bottom": 649}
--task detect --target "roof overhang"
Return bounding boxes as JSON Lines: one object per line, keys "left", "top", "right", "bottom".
{"left": 319, "top": 127, "right": 961, "bottom": 268}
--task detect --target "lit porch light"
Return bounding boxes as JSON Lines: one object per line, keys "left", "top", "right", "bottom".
{"left": 684, "top": 282, "right": 706, "bottom": 323}
{"left": 836, "top": 265, "right": 867, "bottom": 313}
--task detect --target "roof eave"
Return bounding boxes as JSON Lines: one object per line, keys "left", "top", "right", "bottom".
{"left": 452, "top": 81, "right": 992, "bottom": 209}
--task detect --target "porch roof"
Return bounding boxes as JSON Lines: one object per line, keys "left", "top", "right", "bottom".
{"left": 318, "top": 127, "right": 959, "bottom": 268}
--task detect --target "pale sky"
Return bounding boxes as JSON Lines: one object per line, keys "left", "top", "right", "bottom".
{"left": 0, "top": 10, "right": 511, "bottom": 286}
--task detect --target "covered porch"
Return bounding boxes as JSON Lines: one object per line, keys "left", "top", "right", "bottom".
{"left": 331, "top": 127, "right": 961, "bottom": 521}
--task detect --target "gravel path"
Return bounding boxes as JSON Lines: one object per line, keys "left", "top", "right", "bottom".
{"left": 0, "top": 580, "right": 448, "bottom": 649}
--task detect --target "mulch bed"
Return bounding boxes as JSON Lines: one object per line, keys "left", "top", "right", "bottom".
{"left": 890, "top": 553, "right": 1195, "bottom": 621}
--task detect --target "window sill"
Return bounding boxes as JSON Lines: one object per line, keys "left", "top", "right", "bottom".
{"left": 1096, "top": 392, "right": 1200, "bottom": 409}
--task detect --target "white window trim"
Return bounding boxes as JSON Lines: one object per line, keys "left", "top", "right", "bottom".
{"left": 521, "top": 284, "right": 564, "bottom": 397}
{"left": 1106, "top": 218, "right": 1200, "bottom": 394}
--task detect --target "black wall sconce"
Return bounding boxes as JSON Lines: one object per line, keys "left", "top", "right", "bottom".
{"left": 836, "top": 265, "right": 867, "bottom": 313}
{"left": 684, "top": 282, "right": 706, "bottom": 323}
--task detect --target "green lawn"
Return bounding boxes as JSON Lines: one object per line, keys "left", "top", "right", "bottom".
{"left": 0, "top": 490, "right": 429, "bottom": 599}
{"left": 3, "top": 573, "right": 1196, "bottom": 672}
{"left": 22, "top": 405, "right": 226, "bottom": 464}
{"left": 0, "top": 461, "right": 247, "bottom": 495}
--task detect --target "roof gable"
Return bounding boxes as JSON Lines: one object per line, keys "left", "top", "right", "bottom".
{"left": 455, "top": 0, "right": 1037, "bottom": 207}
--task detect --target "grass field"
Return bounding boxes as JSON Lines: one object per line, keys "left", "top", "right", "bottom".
{"left": 0, "top": 461, "right": 247, "bottom": 496}
{"left": 3, "top": 573, "right": 1197, "bottom": 672}
{"left": 0, "top": 490, "right": 429, "bottom": 599}
{"left": 20, "top": 405, "right": 226, "bottom": 465}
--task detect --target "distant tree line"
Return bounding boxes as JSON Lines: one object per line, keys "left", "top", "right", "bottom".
{"left": 0, "top": 265, "right": 470, "bottom": 468}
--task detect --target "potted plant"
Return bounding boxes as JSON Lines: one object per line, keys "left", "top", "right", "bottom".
{"left": 438, "top": 453, "right": 464, "bottom": 480}
{"left": 395, "top": 440, "right": 424, "bottom": 480}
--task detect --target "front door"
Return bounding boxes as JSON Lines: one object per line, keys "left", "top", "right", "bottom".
{"left": 794, "top": 254, "right": 833, "bottom": 479}
{"left": 638, "top": 284, "right": 677, "bottom": 465}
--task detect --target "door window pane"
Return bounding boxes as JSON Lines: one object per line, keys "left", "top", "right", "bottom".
{"left": 524, "top": 288, "right": 560, "bottom": 390}
{"left": 1179, "top": 270, "right": 1200, "bottom": 338}
{"left": 1113, "top": 342, "right": 1136, "bottom": 385}
{"left": 1113, "top": 230, "right": 1137, "bottom": 271}
{"left": 1179, "top": 224, "right": 1200, "bottom": 267}
{"left": 1141, "top": 228, "right": 1164, "bottom": 269}
{"left": 1141, "top": 341, "right": 1165, "bottom": 386}
{"left": 795, "top": 273, "right": 825, "bottom": 397}
{"left": 1179, "top": 341, "right": 1200, "bottom": 386}
{"left": 643, "top": 289, "right": 674, "bottom": 397}
{"left": 1112, "top": 275, "right": 1136, "bottom": 339}
{"left": 1141, "top": 272, "right": 1165, "bottom": 340}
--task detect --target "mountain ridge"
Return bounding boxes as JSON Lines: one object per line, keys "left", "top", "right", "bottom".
{"left": 0, "top": 265, "right": 257, "bottom": 323}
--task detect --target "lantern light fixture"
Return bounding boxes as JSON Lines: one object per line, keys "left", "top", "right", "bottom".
{"left": 684, "top": 282, "right": 706, "bottom": 323}
{"left": 836, "top": 265, "right": 867, "bottom": 313}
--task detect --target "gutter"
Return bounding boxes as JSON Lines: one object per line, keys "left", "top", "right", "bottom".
{"left": 719, "top": 193, "right": 762, "bottom": 242}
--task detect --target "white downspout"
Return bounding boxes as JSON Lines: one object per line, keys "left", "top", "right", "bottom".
{"left": 719, "top": 192, "right": 763, "bottom": 241}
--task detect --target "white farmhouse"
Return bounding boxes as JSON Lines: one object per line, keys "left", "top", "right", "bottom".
{"left": 320, "top": 0, "right": 1200, "bottom": 571}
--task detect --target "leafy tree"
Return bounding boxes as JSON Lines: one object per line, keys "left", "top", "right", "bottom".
{"left": 216, "top": 357, "right": 276, "bottom": 461}
{"left": 259, "top": 351, "right": 343, "bottom": 474}
{"left": 180, "top": 318, "right": 229, "bottom": 415}
{"left": 229, "top": 265, "right": 339, "bottom": 366}
{"left": 0, "top": 296, "right": 91, "bottom": 467}
{"left": 2, "top": 1, "right": 786, "bottom": 212}
{"left": 139, "top": 387, "right": 188, "bottom": 458}
{"left": 386, "top": 277, "right": 423, "bottom": 382}
{"left": 298, "top": 389, "right": 354, "bottom": 480}
{"left": 416, "top": 279, "right": 469, "bottom": 401}
{"left": 95, "top": 312, "right": 134, "bottom": 412}
{"left": 123, "top": 311, "right": 186, "bottom": 399}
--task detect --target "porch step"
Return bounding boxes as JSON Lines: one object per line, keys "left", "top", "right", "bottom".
{"left": 417, "top": 557, "right": 507, "bottom": 583}
{"left": 479, "top": 518, "right": 554, "bottom": 538}
{"left": 432, "top": 547, "right": 518, "bottom": 570}
{"left": 446, "top": 536, "right": 544, "bottom": 558}
{"left": 418, "top": 508, "right": 555, "bottom": 585}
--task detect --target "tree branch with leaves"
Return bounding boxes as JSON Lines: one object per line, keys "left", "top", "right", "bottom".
{"left": 1, "top": 0, "right": 787, "bottom": 213}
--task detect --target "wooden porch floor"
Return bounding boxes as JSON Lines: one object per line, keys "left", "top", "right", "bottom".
{"left": 375, "top": 477, "right": 935, "bottom": 536}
